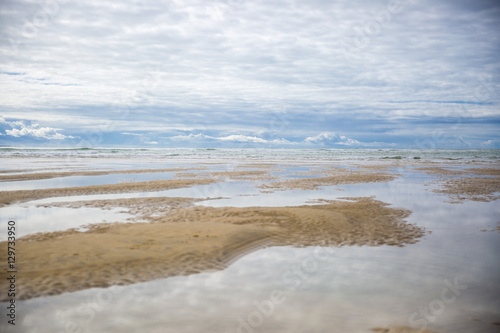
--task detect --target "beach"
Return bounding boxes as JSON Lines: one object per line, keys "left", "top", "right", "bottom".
{"left": 0, "top": 148, "right": 499, "bottom": 332}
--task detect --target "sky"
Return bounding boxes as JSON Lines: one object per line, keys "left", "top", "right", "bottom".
{"left": 0, "top": 0, "right": 499, "bottom": 148}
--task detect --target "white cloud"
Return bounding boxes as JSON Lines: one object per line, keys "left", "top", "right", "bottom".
{"left": 305, "top": 132, "right": 360, "bottom": 146}
{"left": 480, "top": 139, "right": 499, "bottom": 148}
{"left": 1, "top": 116, "right": 73, "bottom": 140}
{"left": 217, "top": 135, "right": 267, "bottom": 143}
{"left": 169, "top": 133, "right": 215, "bottom": 141}
{"left": 337, "top": 136, "right": 361, "bottom": 146}
{"left": 168, "top": 133, "right": 291, "bottom": 145}
{"left": 269, "top": 137, "right": 293, "bottom": 144}
{"left": 162, "top": 131, "right": 359, "bottom": 147}
{"left": 305, "top": 132, "right": 337, "bottom": 143}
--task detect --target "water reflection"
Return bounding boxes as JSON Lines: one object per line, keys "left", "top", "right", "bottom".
{"left": 0, "top": 167, "right": 499, "bottom": 332}
{"left": 0, "top": 204, "right": 136, "bottom": 240}
{"left": 4, "top": 223, "right": 499, "bottom": 333}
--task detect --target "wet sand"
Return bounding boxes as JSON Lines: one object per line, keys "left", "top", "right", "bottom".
{"left": 0, "top": 167, "right": 284, "bottom": 207}
{"left": 418, "top": 166, "right": 500, "bottom": 176}
{"left": 259, "top": 169, "right": 396, "bottom": 191}
{"left": 0, "top": 197, "right": 423, "bottom": 301}
{"left": 420, "top": 166, "right": 500, "bottom": 202}
{"left": 41, "top": 196, "right": 208, "bottom": 221}
{"left": 173, "top": 169, "right": 278, "bottom": 179}
{"left": 0, "top": 167, "right": 207, "bottom": 182}
{"left": 208, "top": 169, "right": 279, "bottom": 180}
{"left": 0, "top": 178, "right": 219, "bottom": 207}
{"left": 1, "top": 163, "right": 498, "bottom": 303}
{"left": 433, "top": 176, "right": 500, "bottom": 202}
{"left": 372, "top": 326, "right": 436, "bottom": 333}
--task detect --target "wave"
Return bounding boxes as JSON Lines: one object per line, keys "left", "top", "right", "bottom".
{"left": 0, "top": 147, "right": 498, "bottom": 162}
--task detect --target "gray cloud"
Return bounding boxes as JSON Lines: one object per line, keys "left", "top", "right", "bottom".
{"left": 0, "top": 0, "right": 499, "bottom": 147}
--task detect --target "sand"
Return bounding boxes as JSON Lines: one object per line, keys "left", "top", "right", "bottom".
{"left": 0, "top": 178, "right": 220, "bottom": 207}
{"left": 208, "top": 169, "right": 277, "bottom": 179}
{"left": 372, "top": 326, "right": 436, "bottom": 333}
{"left": 0, "top": 167, "right": 287, "bottom": 207}
{"left": 42, "top": 196, "right": 211, "bottom": 221}
{"left": 0, "top": 167, "right": 207, "bottom": 182}
{"left": 173, "top": 169, "right": 279, "bottom": 181}
{"left": 0, "top": 197, "right": 424, "bottom": 301}
{"left": 420, "top": 166, "right": 500, "bottom": 202}
{"left": 433, "top": 176, "right": 500, "bottom": 202}
{"left": 0, "top": 169, "right": 32, "bottom": 174}
{"left": 418, "top": 166, "right": 500, "bottom": 176}
{"left": 259, "top": 169, "right": 396, "bottom": 191}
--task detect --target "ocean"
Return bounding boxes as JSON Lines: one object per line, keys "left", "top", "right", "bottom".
{"left": 1, "top": 147, "right": 499, "bottom": 162}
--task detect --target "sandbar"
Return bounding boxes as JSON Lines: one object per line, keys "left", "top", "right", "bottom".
{"left": 0, "top": 167, "right": 207, "bottom": 182}
{"left": 372, "top": 326, "right": 436, "bottom": 333}
{"left": 42, "top": 196, "right": 209, "bottom": 221}
{"left": 0, "top": 178, "right": 219, "bottom": 207}
{"left": 0, "top": 197, "right": 424, "bottom": 301}
{"left": 433, "top": 176, "right": 500, "bottom": 202}
{"left": 259, "top": 170, "right": 397, "bottom": 191}
{"left": 420, "top": 166, "right": 500, "bottom": 202}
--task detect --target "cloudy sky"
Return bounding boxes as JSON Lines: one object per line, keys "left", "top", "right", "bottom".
{"left": 0, "top": 0, "right": 499, "bottom": 148}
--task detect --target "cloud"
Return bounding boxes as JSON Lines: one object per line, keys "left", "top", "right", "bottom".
{"left": 305, "top": 132, "right": 361, "bottom": 146}
{"left": 217, "top": 135, "right": 293, "bottom": 145}
{"left": 121, "top": 132, "right": 143, "bottom": 136}
{"left": 0, "top": 116, "right": 73, "bottom": 140}
{"left": 217, "top": 135, "right": 267, "bottom": 143}
{"left": 480, "top": 139, "right": 500, "bottom": 148}
{"left": 169, "top": 133, "right": 215, "bottom": 141}
{"left": 6, "top": 127, "right": 68, "bottom": 140}
{"left": 159, "top": 131, "right": 356, "bottom": 147}
{"left": 167, "top": 133, "right": 291, "bottom": 145}
{"left": 0, "top": 0, "right": 499, "bottom": 147}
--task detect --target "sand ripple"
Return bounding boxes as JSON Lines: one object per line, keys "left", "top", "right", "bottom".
{"left": 0, "top": 197, "right": 424, "bottom": 301}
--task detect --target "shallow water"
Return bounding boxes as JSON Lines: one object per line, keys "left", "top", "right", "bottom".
{"left": 3, "top": 201, "right": 499, "bottom": 332}
{"left": 0, "top": 204, "right": 137, "bottom": 240}
{"left": 0, "top": 157, "right": 499, "bottom": 332}
{"left": 0, "top": 172, "right": 185, "bottom": 191}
